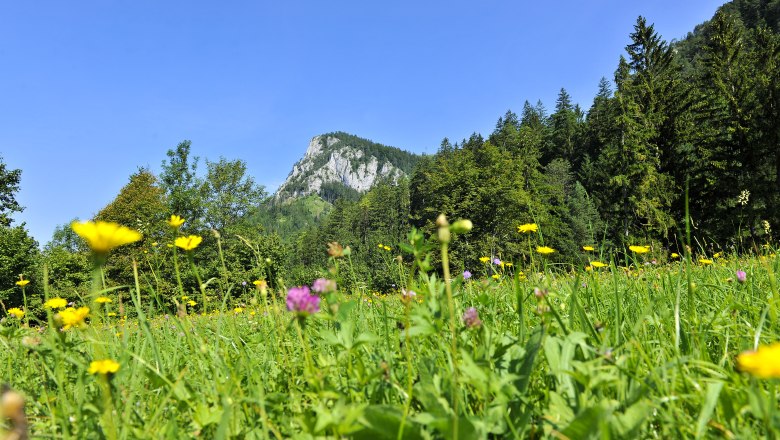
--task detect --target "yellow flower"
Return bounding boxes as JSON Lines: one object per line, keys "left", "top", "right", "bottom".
{"left": 7, "top": 308, "right": 24, "bottom": 319}
{"left": 585, "top": 265, "right": 593, "bottom": 271}
{"left": 58, "top": 307, "right": 90, "bottom": 330}
{"left": 377, "top": 243, "right": 384, "bottom": 248}
{"left": 187, "top": 300, "right": 197, "bottom": 307}
{"left": 181, "top": 295, "right": 190, "bottom": 300}
{"left": 505, "top": 262, "right": 513, "bottom": 268}
{"left": 517, "top": 223, "right": 538, "bottom": 234}
{"left": 536, "top": 246, "right": 555, "bottom": 255}
{"left": 698, "top": 258, "right": 713, "bottom": 265}
{"left": 713, "top": 252, "right": 722, "bottom": 258}
{"left": 491, "top": 274, "right": 500, "bottom": 280}
{"left": 71, "top": 221, "right": 142, "bottom": 254}
{"left": 44, "top": 297, "right": 68, "bottom": 309}
{"left": 671, "top": 253, "right": 680, "bottom": 259}
{"left": 233, "top": 307, "right": 244, "bottom": 314}
{"left": 167, "top": 215, "right": 185, "bottom": 228}
{"left": 95, "top": 296, "right": 112, "bottom": 304}
{"left": 479, "top": 257, "right": 490, "bottom": 263}
{"left": 175, "top": 235, "right": 202, "bottom": 251}
{"left": 15, "top": 278, "right": 30, "bottom": 287}
{"left": 590, "top": 261, "right": 608, "bottom": 268}
{"left": 629, "top": 245, "right": 651, "bottom": 254}
{"left": 252, "top": 280, "right": 267, "bottom": 288}
{"left": 737, "top": 343, "right": 780, "bottom": 378}
{"left": 107, "top": 312, "right": 117, "bottom": 317}
{"left": 582, "top": 246, "right": 595, "bottom": 252}
{"left": 383, "top": 245, "right": 391, "bottom": 251}
{"left": 88, "top": 359, "right": 120, "bottom": 375}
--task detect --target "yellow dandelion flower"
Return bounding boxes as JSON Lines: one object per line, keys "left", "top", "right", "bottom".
{"left": 7, "top": 308, "right": 24, "bottom": 319}
{"left": 71, "top": 221, "right": 142, "bottom": 254}
{"left": 536, "top": 246, "right": 555, "bottom": 255}
{"left": 491, "top": 274, "right": 500, "bottom": 280}
{"left": 671, "top": 252, "right": 680, "bottom": 259}
{"left": 698, "top": 258, "right": 713, "bottom": 265}
{"left": 88, "top": 359, "right": 120, "bottom": 375}
{"left": 233, "top": 307, "right": 244, "bottom": 314}
{"left": 167, "top": 215, "right": 185, "bottom": 228}
{"left": 737, "top": 342, "right": 780, "bottom": 378}
{"left": 187, "top": 300, "right": 197, "bottom": 307}
{"left": 590, "top": 261, "right": 608, "bottom": 268}
{"left": 252, "top": 280, "right": 267, "bottom": 288}
{"left": 181, "top": 295, "right": 190, "bottom": 300}
{"left": 175, "top": 235, "right": 202, "bottom": 251}
{"left": 58, "top": 306, "right": 90, "bottom": 330}
{"left": 713, "top": 252, "right": 723, "bottom": 258}
{"left": 377, "top": 243, "right": 384, "bottom": 248}
{"left": 629, "top": 245, "right": 651, "bottom": 254}
{"left": 585, "top": 265, "right": 593, "bottom": 271}
{"left": 107, "top": 312, "right": 117, "bottom": 317}
{"left": 15, "top": 278, "right": 30, "bottom": 287}
{"left": 44, "top": 297, "right": 68, "bottom": 309}
{"left": 383, "top": 245, "right": 391, "bottom": 251}
{"left": 479, "top": 257, "right": 490, "bottom": 263}
{"left": 517, "top": 223, "right": 538, "bottom": 234}
{"left": 582, "top": 246, "right": 595, "bottom": 251}
{"left": 95, "top": 296, "right": 112, "bottom": 304}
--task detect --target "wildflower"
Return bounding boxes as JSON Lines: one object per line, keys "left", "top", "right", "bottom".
{"left": 187, "top": 300, "right": 197, "bottom": 307}
{"left": 450, "top": 219, "right": 473, "bottom": 234}
{"left": 737, "top": 270, "right": 747, "bottom": 283}
{"left": 629, "top": 245, "right": 650, "bottom": 254}
{"left": 479, "top": 257, "right": 490, "bottom": 263}
{"left": 463, "top": 270, "right": 472, "bottom": 280}
{"left": 71, "top": 221, "right": 142, "bottom": 254}
{"left": 582, "top": 246, "right": 595, "bottom": 251}
{"left": 737, "top": 342, "right": 780, "bottom": 378}
{"left": 107, "top": 312, "right": 117, "bottom": 317}
{"left": 286, "top": 286, "right": 320, "bottom": 317}
{"left": 175, "top": 235, "right": 202, "bottom": 251}
{"left": 698, "top": 258, "right": 713, "bottom": 265}
{"left": 462, "top": 307, "right": 482, "bottom": 328}
{"left": 493, "top": 258, "right": 502, "bottom": 265}
{"left": 312, "top": 278, "right": 337, "bottom": 293}
{"left": 88, "top": 359, "right": 120, "bottom": 375}
{"left": 536, "top": 246, "right": 555, "bottom": 255}
{"left": 505, "top": 262, "right": 513, "bottom": 268}
{"left": 95, "top": 296, "right": 112, "bottom": 304}
{"left": 58, "top": 307, "right": 90, "bottom": 330}
{"left": 377, "top": 243, "right": 384, "bottom": 249}
{"left": 491, "top": 274, "right": 500, "bottom": 280}
{"left": 167, "top": 215, "right": 185, "bottom": 229}
{"left": 590, "top": 261, "right": 608, "bottom": 268}
{"left": 671, "top": 252, "right": 680, "bottom": 259}
{"left": 327, "top": 242, "right": 345, "bottom": 258}
{"left": 233, "top": 307, "right": 244, "bottom": 314}
{"left": 585, "top": 265, "right": 593, "bottom": 271}
{"left": 7, "top": 308, "right": 24, "bottom": 319}
{"left": 44, "top": 297, "right": 68, "bottom": 309}
{"left": 713, "top": 252, "right": 722, "bottom": 258}
{"left": 401, "top": 289, "right": 417, "bottom": 302}
{"left": 383, "top": 245, "right": 391, "bottom": 251}
{"left": 533, "top": 288, "right": 548, "bottom": 299}
{"left": 181, "top": 295, "right": 190, "bottom": 300}
{"left": 15, "top": 277, "right": 29, "bottom": 287}
{"left": 737, "top": 189, "right": 750, "bottom": 206}
{"left": 517, "top": 223, "right": 538, "bottom": 234}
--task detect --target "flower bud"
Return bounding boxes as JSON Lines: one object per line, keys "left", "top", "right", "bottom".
{"left": 450, "top": 219, "right": 473, "bottom": 234}
{"left": 436, "top": 214, "right": 449, "bottom": 228}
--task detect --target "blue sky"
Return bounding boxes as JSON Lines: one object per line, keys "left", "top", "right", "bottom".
{"left": 1, "top": 0, "right": 724, "bottom": 244}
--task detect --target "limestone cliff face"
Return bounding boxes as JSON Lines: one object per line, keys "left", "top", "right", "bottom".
{"left": 275, "top": 133, "right": 416, "bottom": 201}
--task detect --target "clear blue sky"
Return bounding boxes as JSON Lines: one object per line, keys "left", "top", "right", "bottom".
{"left": 1, "top": 0, "right": 724, "bottom": 244}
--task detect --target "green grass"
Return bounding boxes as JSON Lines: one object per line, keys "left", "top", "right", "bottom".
{"left": 2, "top": 246, "right": 780, "bottom": 439}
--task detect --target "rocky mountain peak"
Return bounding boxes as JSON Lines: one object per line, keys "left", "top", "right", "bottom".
{"left": 275, "top": 133, "right": 420, "bottom": 202}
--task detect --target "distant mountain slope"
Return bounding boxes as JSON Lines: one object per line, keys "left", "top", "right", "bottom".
{"left": 275, "top": 132, "right": 421, "bottom": 202}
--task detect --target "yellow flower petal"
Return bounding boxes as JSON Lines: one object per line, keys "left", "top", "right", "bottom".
{"left": 71, "top": 221, "right": 142, "bottom": 254}
{"left": 175, "top": 235, "right": 203, "bottom": 251}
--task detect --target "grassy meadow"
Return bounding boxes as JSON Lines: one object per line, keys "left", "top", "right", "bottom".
{"left": 2, "top": 219, "right": 780, "bottom": 439}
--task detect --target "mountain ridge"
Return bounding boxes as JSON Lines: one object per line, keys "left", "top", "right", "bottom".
{"left": 274, "top": 132, "right": 421, "bottom": 203}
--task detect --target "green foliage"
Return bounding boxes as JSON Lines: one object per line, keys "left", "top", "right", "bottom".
{"left": 0, "top": 224, "right": 40, "bottom": 309}
{"left": 0, "top": 155, "right": 23, "bottom": 227}
{"left": 200, "top": 157, "right": 267, "bottom": 232}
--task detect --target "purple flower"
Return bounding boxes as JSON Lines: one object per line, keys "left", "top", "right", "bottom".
{"left": 242, "top": 281, "right": 247, "bottom": 286}
{"left": 463, "top": 307, "right": 482, "bottom": 329}
{"left": 493, "top": 258, "right": 502, "bottom": 265}
{"left": 286, "top": 286, "right": 320, "bottom": 316}
{"left": 401, "top": 289, "right": 417, "bottom": 300}
{"left": 737, "top": 270, "right": 747, "bottom": 284}
{"left": 312, "top": 278, "right": 337, "bottom": 293}
{"left": 463, "top": 270, "right": 472, "bottom": 280}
